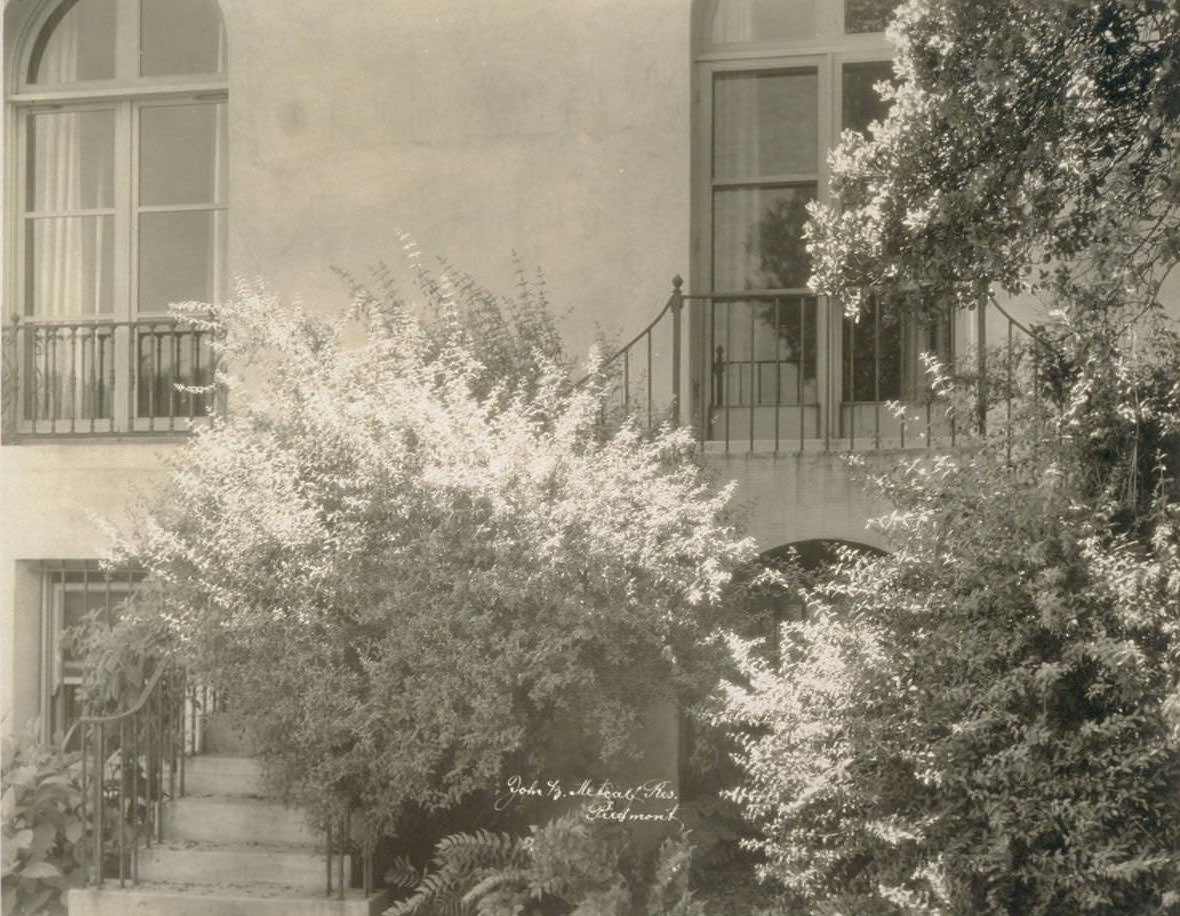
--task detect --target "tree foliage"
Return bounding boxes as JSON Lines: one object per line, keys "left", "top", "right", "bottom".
{"left": 98, "top": 262, "right": 756, "bottom": 838}
{"left": 809, "top": 0, "right": 1180, "bottom": 323}
{"left": 718, "top": 440, "right": 1180, "bottom": 913}
{"left": 716, "top": 0, "right": 1180, "bottom": 912}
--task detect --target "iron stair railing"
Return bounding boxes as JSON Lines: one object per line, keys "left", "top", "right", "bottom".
{"left": 62, "top": 663, "right": 192, "bottom": 888}
{"left": 64, "top": 663, "right": 375, "bottom": 899}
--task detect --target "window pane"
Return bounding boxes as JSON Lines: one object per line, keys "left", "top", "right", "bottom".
{"left": 710, "top": 0, "right": 816, "bottom": 45}
{"left": 25, "top": 216, "right": 115, "bottom": 317}
{"left": 140, "top": 0, "right": 226, "bottom": 76}
{"left": 843, "top": 300, "right": 903, "bottom": 402}
{"left": 842, "top": 62, "right": 894, "bottom": 134}
{"left": 28, "top": 0, "right": 118, "bottom": 84}
{"left": 140, "top": 104, "right": 227, "bottom": 205}
{"left": 138, "top": 210, "right": 224, "bottom": 311}
{"left": 27, "top": 110, "right": 116, "bottom": 212}
{"left": 843, "top": 299, "right": 951, "bottom": 402}
{"left": 714, "top": 70, "right": 817, "bottom": 178}
{"left": 713, "top": 185, "right": 815, "bottom": 290}
{"left": 57, "top": 571, "right": 140, "bottom": 676}
{"left": 710, "top": 297, "right": 816, "bottom": 406}
{"left": 137, "top": 326, "right": 214, "bottom": 418}
{"left": 845, "top": 0, "right": 901, "bottom": 33}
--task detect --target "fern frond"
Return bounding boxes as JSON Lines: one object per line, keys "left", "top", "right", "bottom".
{"left": 461, "top": 868, "right": 530, "bottom": 907}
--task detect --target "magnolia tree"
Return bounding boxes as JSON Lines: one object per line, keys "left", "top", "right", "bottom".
{"left": 718, "top": 1, "right": 1180, "bottom": 913}
{"left": 90, "top": 265, "right": 759, "bottom": 838}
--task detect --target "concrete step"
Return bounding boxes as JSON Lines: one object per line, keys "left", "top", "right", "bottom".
{"left": 183, "top": 755, "right": 268, "bottom": 798}
{"left": 201, "top": 712, "right": 259, "bottom": 756}
{"left": 68, "top": 885, "right": 388, "bottom": 916}
{"left": 162, "top": 797, "right": 320, "bottom": 847}
{"left": 137, "top": 842, "right": 345, "bottom": 893}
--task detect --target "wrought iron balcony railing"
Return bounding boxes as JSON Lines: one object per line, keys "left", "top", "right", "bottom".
{"left": 2, "top": 316, "right": 220, "bottom": 439}
{"left": 590, "top": 277, "right": 1034, "bottom": 454}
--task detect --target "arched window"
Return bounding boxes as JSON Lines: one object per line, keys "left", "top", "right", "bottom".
{"left": 693, "top": 0, "right": 951, "bottom": 445}
{"left": 7, "top": 0, "right": 227, "bottom": 435}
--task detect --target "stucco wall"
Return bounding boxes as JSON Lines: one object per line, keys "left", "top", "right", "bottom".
{"left": 220, "top": 0, "right": 692, "bottom": 351}
{"left": 708, "top": 450, "right": 900, "bottom": 553}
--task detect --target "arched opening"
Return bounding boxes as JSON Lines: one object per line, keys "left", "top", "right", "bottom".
{"left": 27, "top": 0, "right": 225, "bottom": 85}
{"left": 738, "top": 538, "right": 887, "bottom": 655}
{"left": 678, "top": 537, "right": 887, "bottom": 850}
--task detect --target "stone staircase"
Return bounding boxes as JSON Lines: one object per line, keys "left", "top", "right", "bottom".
{"left": 68, "top": 715, "right": 387, "bottom": 916}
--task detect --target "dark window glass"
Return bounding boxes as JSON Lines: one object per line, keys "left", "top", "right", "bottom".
{"left": 140, "top": 103, "right": 227, "bottom": 206}
{"left": 843, "top": 297, "right": 952, "bottom": 402}
{"left": 844, "top": 0, "right": 901, "bottom": 34}
{"left": 138, "top": 209, "right": 224, "bottom": 312}
{"left": 842, "top": 61, "right": 894, "bottom": 134}
{"left": 709, "top": 296, "right": 817, "bottom": 407}
{"left": 713, "top": 185, "right": 816, "bottom": 291}
{"left": 714, "top": 70, "right": 818, "bottom": 178}
{"left": 710, "top": 0, "right": 817, "bottom": 45}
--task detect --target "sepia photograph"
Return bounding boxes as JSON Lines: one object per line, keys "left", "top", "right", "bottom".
{"left": 2, "top": 0, "right": 1179, "bottom": 913}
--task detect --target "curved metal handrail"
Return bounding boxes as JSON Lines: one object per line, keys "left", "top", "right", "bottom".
{"left": 597, "top": 294, "right": 676, "bottom": 374}
{"left": 574, "top": 277, "right": 684, "bottom": 389}
{"left": 60, "top": 663, "right": 169, "bottom": 752}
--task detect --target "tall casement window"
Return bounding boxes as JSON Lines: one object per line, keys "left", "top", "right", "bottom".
{"left": 6, "top": 0, "right": 227, "bottom": 436}
{"left": 695, "top": 0, "right": 948, "bottom": 444}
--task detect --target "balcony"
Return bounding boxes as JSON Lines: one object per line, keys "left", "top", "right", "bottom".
{"left": 2, "top": 316, "right": 218, "bottom": 440}
{"left": 594, "top": 278, "right": 1018, "bottom": 454}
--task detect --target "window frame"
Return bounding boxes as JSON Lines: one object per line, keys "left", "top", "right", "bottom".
{"left": 701, "top": 55, "right": 829, "bottom": 298}
{"left": 5, "top": 0, "right": 228, "bottom": 437}
{"left": 694, "top": 1, "right": 954, "bottom": 444}
{"left": 36, "top": 560, "right": 145, "bottom": 739}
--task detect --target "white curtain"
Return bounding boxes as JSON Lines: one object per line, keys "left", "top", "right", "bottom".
{"left": 709, "top": 0, "right": 816, "bottom": 46}
{"left": 28, "top": 15, "right": 116, "bottom": 420}
{"left": 30, "top": 13, "right": 111, "bottom": 320}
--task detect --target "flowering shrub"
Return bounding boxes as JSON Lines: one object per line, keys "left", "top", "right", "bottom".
{"left": 97, "top": 259, "right": 756, "bottom": 839}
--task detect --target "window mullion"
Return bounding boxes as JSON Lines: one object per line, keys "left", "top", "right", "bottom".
{"left": 108, "top": 101, "right": 134, "bottom": 429}
{"left": 116, "top": 103, "right": 134, "bottom": 320}
{"left": 16, "top": 111, "right": 30, "bottom": 318}
{"left": 115, "top": 0, "right": 140, "bottom": 82}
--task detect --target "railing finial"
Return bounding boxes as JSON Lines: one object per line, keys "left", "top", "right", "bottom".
{"left": 671, "top": 276, "right": 684, "bottom": 427}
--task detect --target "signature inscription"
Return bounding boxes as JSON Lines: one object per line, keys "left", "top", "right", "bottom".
{"left": 495, "top": 775, "right": 681, "bottom": 824}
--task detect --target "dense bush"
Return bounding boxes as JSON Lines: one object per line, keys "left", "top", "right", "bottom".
{"left": 94, "top": 258, "right": 756, "bottom": 841}
{"left": 714, "top": 301, "right": 1180, "bottom": 913}
{"left": 1, "top": 728, "right": 89, "bottom": 916}
{"left": 717, "top": 428, "right": 1180, "bottom": 912}
{"left": 729, "top": 0, "right": 1180, "bottom": 910}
